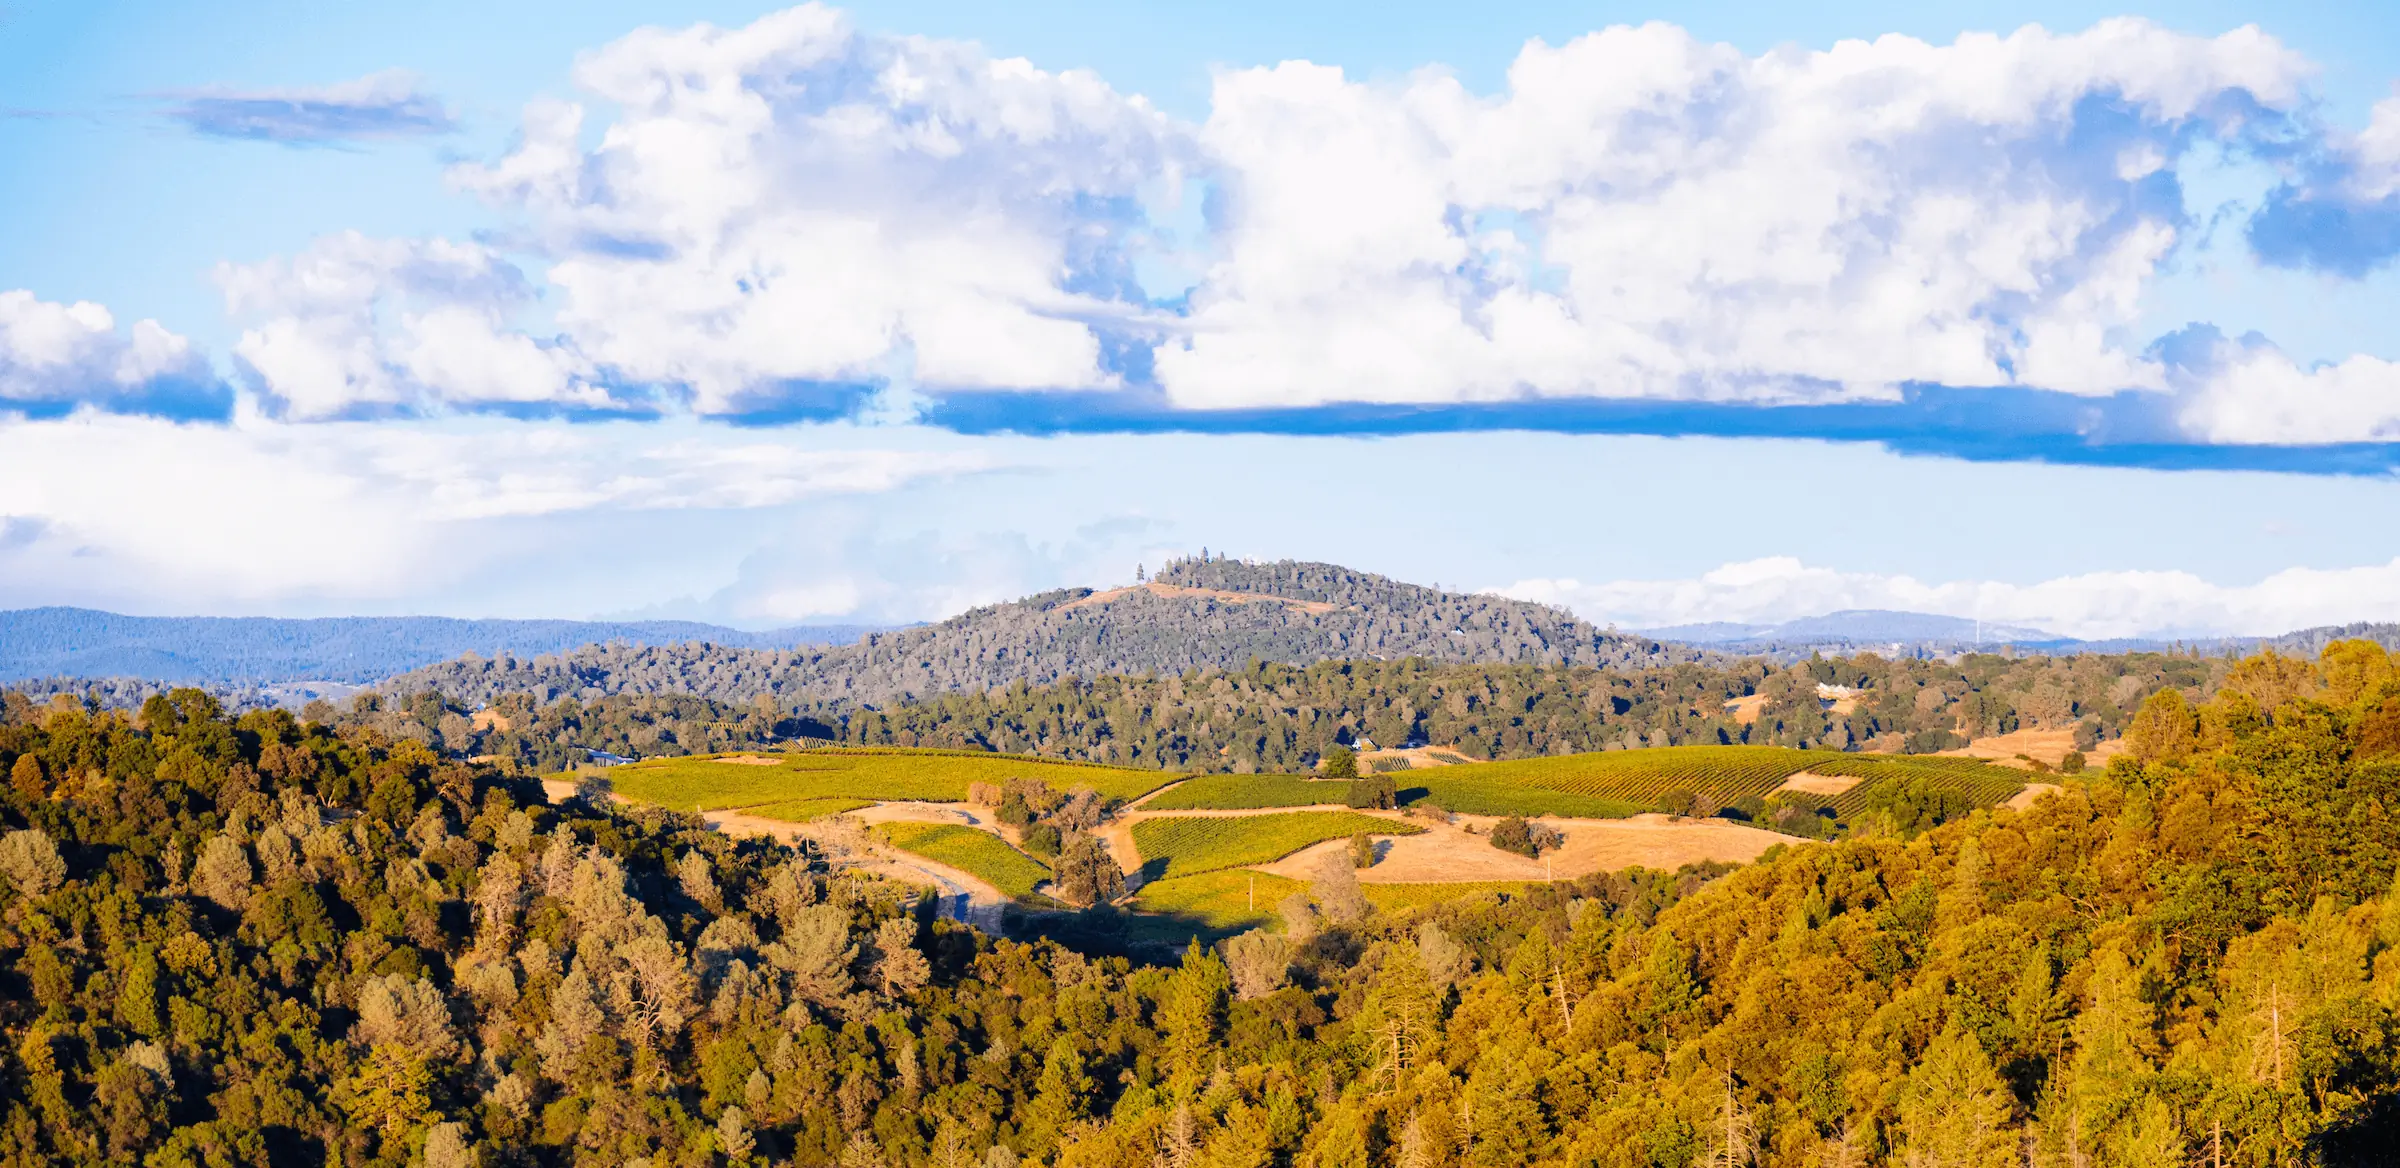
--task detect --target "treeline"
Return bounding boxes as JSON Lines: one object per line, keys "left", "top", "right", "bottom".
{"left": 338, "top": 648, "right": 2229, "bottom": 776}
{"left": 7, "top": 647, "right": 2400, "bottom": 1163}
{"left": 379, "top": 558, "right": 1697, "bottom": 712}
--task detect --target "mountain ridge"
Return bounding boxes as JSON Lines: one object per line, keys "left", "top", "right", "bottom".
{"left": 379, "top": 557, "right": 1699, "bottom": 708}
{"left": 0, "top": 606, "right": 881, "bottom": 684}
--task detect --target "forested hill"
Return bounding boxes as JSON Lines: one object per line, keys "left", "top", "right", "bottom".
{"left": 6, "top": 644, "right": 2400, "bottom": 1162}
{"left": 0, "top": 608, "right": 879, "bottom": 684}
{"left": 384, "top": 557, "right": 1696, "bottom": 708}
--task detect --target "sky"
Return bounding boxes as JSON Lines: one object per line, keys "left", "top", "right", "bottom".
{"left": 5, "top": 1, "right": 2400, "bottom": 639}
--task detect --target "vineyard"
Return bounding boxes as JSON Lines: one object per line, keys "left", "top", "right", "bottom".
{"left": 1134, "top": 746, "right": 2020, "bottom": 821}
{"left": 1419, "top": 745, "right": 2025, "bottom": 819}
{"left": 603, "top": 747, "right": 1177, "bottom": 811}
{"left": 870, "top": 822, "right": 1053, "bottom": 900}
{"left": 1127, "top": 870, "right": 1305, "bottom": 931}
{"left": 1131, "top": 812, "right": 1425, "bottom": 880}
{"left": 1140, "top": 775, "right": 1356, "bottom": 810}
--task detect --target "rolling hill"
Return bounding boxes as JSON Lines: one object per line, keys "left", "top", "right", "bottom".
{"left": 381, "top": 557, "right": 1700, "bottom": 708}
{"left": 0, "top": 607, "right": 879, "bottom": 684}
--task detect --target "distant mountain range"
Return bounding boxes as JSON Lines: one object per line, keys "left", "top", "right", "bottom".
{"left": 1640, "top": 609, "right": 2400, "bottom": 660}
{"left": 11, "top": 575, "right": 2399, "bottom": 709}
{"left": 1642, "top": 609, "right": 2064, "bottom": 648}
{"left": 0, "top": 608, "right": 881, "bottom": 684}
{"left": 381, "top": 557, "right": 1699, "bottom": 708}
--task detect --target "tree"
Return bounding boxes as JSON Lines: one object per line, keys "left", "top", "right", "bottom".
{"left": 0, "top": 828, "right": 66, "bottom": 897}
{"left": 1489, "top": 816, "right": 1539, "bottom": 858}
{"left": 1348, "top": 832, "right": 1377, "bottom": 869}
{"left": 1223, "top": 930, "right": 1291, "bottom": 1000}
{"left": 873, "top": 917, "right": 930, "bottom": 996}
{"left": 1897, "top": 1025, "right": 2016, "bottom": 1168}
{"left": 1321, "top": 747, "right": 1358, "bottom": 780}
{"left": 190, "top": 834, "right": 253, "bottom": 909}
{"left": 1314, "top": 852, "right": 1370, "bottom": 924}
{"left": 2128, "top": 688, "right": 2200, "bottom": 763}
{"left": 1052, "top": 835, "right": 1125, "bottom": 908}
{"left": 9, "top": 753, "right": 43, "bottom": 802}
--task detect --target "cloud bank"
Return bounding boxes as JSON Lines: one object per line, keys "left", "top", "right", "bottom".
{"left": 1503, "top": 555, "right": 2400, "bottom": 642}
{"left": 22, "top": 5, "right": 2400, "bottom": 454}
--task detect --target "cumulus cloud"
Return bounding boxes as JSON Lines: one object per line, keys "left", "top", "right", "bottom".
{"left": 2170, "top": 330, "right": 2400, "bottom": 444}
{"left": 1501, "top": 555, "right": 2400, "bottom": 641}
{"left": 165, "top": 69, "right": 454, "bottom": 144}
{"left": 217, "top": 232, "right": 611, "bottom": 419}
{"left": 1159, "top": 20, "right": 2306, "bottom": 409}
{"left": 205, "top": 7, "right": 2400, "bottom": 451}
{"left": 0, "top": 290, "right": 224, "bottom": 415}
{"left": 446, "top": 3, "right": 1183, "bottom": 414}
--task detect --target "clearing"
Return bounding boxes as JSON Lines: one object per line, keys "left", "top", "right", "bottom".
{"left": 1247, "top": 811, "right": 1787, "bottom": 884}
{"left": 1946, "top": 727, "right": 2125, "bottom": 770}
{"left": 1774, "top": 771, "right": 1862, "bottom": 796}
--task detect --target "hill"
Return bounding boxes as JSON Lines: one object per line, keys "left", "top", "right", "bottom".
{"left": 0, "top": 607, "right": 880, "bottom": 684}
{"left": 382, "top": 557, "right": 1700, "bottom": 708}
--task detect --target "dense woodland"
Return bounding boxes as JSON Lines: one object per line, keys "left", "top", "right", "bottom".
{"left": 5, "top": 641, "right": 2400, "bottom": 1164}
{"left": 382, "top": 559, "right": 1696, "bottom": 712}
{"left": 324, "top": 648, "right": 2236, "bottom": 778}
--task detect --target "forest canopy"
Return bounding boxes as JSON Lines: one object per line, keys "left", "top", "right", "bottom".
{"left": 3, "top": 639, "right": 2399, "bottom": 1164}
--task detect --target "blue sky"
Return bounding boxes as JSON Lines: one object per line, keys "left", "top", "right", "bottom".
{"left": 5, "top": 0, "right": 2400, "bottom": 637}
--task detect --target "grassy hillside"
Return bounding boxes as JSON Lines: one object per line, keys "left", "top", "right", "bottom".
{"left": 604, "top": 746, "right": 1175, "bottom": 810}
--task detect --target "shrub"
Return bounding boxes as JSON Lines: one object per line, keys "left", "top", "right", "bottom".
{"left": 1345, "top": 774, "right": 1398, "bottom": 810}
{"left": 1021, "top": 822, "right": 1063, "bottom": 858}
{"left": 2059, "top": 750, "right": 2087, "bottom": 775}
{"left": 1490, "top": 816, "right": 1537, "bottom": 857}
{"left": 1348, "top": 833, "right": 1376, "bottom": 869}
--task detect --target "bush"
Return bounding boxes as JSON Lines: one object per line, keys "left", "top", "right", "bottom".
{"left": 2059, "top": 750, "right": 2087, "bottom": 775}
{"left": 1490, "top": 816, "right": 1538, "bottom": 857}
{"left": 1021, "top": 822, "right": 1063, "bottom": 858}
{"left": 1902, "top": 729, "right": 1967, "bottom": 754}
{"left": 1348, "top": 833, "right": 1376, "bottom": 869}
{"left": 997, "top": 790, "right": 1034, "bottom": 829}
{"left": 1345, "top": 774, "right": 1398, "bottom": 810}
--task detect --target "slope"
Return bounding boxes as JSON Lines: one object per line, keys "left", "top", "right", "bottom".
{"left": 382, "top": 556, "right": 1699, "bottom": 708}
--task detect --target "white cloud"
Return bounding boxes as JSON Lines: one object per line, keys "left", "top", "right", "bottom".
{"left": 1157, "top": 19, "right": 2310, "bottom": 409}
{"left": 0, "top": 290, "right": 212, "bottom": 406}
{"left": 1501, "top": 554, "right": 2400, "bottom": 640}
{"left": 165, "top": 68, "right": 455, "bottom": 143}
{"left": 2167, "top": 330, "right": 2400, "bottom": 444}
{"left": 2343, "top": 89, "right": 2400, "bottom": 201}
{"left": 446, "top": 3, "right": 1182, "bottom": 412}
{"left": 217, "top": 232, "right": 607, "bottom": 418}
{"left": 0, "top": 413, "right": 989, "bottom": 608}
